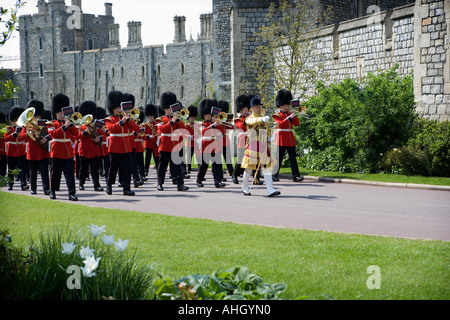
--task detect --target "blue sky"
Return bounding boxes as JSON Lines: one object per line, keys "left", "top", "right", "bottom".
{"left": 0, "top": 0, "right": 213, "bottom": 69}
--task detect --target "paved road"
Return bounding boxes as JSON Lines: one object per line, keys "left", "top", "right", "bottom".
{"left": 4, "top": 173, "right": 450, "bottom": 241}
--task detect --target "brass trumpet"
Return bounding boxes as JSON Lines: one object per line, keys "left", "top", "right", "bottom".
{"left": 129, "top": 107, "right": 140, "bottom": 120}
{"left": 290, "top": 105, "right": 310, "bottom": 119}
{"left": 70, "top": 112, "right": 83, "bottom": 125}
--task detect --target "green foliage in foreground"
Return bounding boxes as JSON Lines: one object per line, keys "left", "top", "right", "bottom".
{"left": 1, "top": 191, "right": 449, "bottom": 300}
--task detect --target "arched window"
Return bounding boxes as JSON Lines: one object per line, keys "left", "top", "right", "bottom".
{"left": 210, "top": 61, "right": 214, "bottom": 74}
{"left": 38, "top": 36, "right": 43, "bottom": 51}
{"left": 112, "top": 67, "right": 115, "bottom": 78}
{"left": 39, "top": 63, "right": 44, "bottom": 78}
{"left": 180, "top": 85, "right": 184, "bottom": 99}
{"left": 121, "top": 66, "right": 124, "bottom": 78}
{"left": 98, "top": 69, "right": 101, "bottom": 79}
{"left": 141, "top": 66, "right": 145, "bottom": 77}
{"left": 181, "top": 63, "right": 185, "bottom": 76}
{"left": 82, "top": 69, "right": 85, "bottom": 80}
{"left": 87, "top": 38, "right": 94, "bottom": 50}
{"left": 156, "top": 64, "right": 161, "bottom": 77}
{"left": 141, "top": 87, "right": 144, "bottom": 100}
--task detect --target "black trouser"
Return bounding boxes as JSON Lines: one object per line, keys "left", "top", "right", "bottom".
{"left": 0, "top": 154, "right": 7, "bottom": 177}
{"left": 275, "top": 146, "right": 300, "bottom": 177}
{"left": 186, "top": 146, "right": 201, "bottom": 173}
{"left": 79, "top": 156, "right": 101, "bottom": 188}
{"left": 7, "top": 155, "right": 27, "bottom": 187}
{"left": 144, "top": 148, "right": 159, "bottom": 176}
{"left": 222, "top": 146, "right": 234, "bottom": 177}
{"left": 197, "top": 153, "right": 222, "bottom": 184}
{"left": 108, "top": 152, "right": 132, "bottom": 191}
{"left": 135, "top": 152, "right": 145, "bottom": 180}
{"left": 131, "top": 149, "right": 140, "bottom": 182}
{"left": 29, "top": 158, "right": 50, "bottom": 192}
{"left": 50, "top": 158, "right": 76, "bottom": 195}
{"left": 158, "top": 151, "right": 184, "bottom": 186}
{"left": 233, "top": 148, "right": 245, "bottom": 177}
{"left": 99, "top": 155, "right": 110, "bottom": 183}
{"left": 75, "top": 154, "right": 81, "bottom": 180}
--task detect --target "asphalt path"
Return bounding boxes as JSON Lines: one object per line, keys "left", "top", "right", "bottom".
{"left": 4, "top": 172, "right": 450, "bottom": 241}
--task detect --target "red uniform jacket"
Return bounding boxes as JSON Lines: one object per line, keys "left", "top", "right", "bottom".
{"left": 272, "top": 112, "right": 299, "bottom": 147}
{"left": 0, "top": 133, "right": 6, "bottom": 156}
{"left": 104, "top": 115, "right": 140, "bottom": 154}
{"left": 144, "top": 122, "right": 159, "bottom": 149}
{"left": 47, "top": 120, "right": 80, "bottom": 159}
{"left": 234, "top": 116, "right": 248, "bottom": 149}
{"left": 200, "top": 121, "right": 224, "bottom": 154}
{"left": 27, "top": 137, "right": 50, "bottom": 161}
{"left": 77, "top": 125, "right": 100, "bottom": 159}
{"left": 134, "top": 127, "right": 145, "bottom": 153}
{"left": 96, "top": 128, "right": 109, "bottom": 157}
{"left": 157, "top": 116, "right": 186, "bottom": 153}
{"left": 218, "top": 121, "right": 233, "bottom": 148}
{"left": 5, "top": 127, "right": 28, "bottom": 157}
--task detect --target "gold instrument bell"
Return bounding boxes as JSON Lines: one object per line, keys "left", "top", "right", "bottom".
{"left": 17, "top": 107, "right": 41, "bottom": 141}
{"left": 129, "top": 107, "right": 140, "bottom": 120}
{"left": 70, "top": 112, "right": 83, "bottom": 125}
{"left": 178, "top": 107, "right": 190, "bottom": 120}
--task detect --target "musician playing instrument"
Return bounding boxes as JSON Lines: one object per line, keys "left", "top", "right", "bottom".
{"left": 232, "top": 95, "right": 251, "bottom": 184}
{"left": 95, "top": 107, "right": 110, "bottom": 183}
{"left": 4, "top": 106, "right": 29, "bottom": 191}
{"left": 77, "top": 100, "right": 104, "bottom": 192}
{"left": 0, "top": 112, "right": 7, "bottom": 178}
{"left": 218, "top": 100, "right": 235, "bottom": 181}
{"left": 196, "top": 98, "right": 226, "bottom": 189}
{"left": 272, "top": 89, "right": 304, "bottom": 182}
{"left": 46, "top": 94, "right": 80, "bottom": 201}
{"left": 156, "top": 91, "right": 189, "bottom": 192}
{"left": 185, "top": 105, "right": 201, "bottom": 175}
{"left": 241, "top": 96, "right": 280, "bottom": 197}
{"left": 25, "top": 99, "right": 50, "bottom": 195}
{"left": 104, "top": 90, "right": 140, "bottom": 196}
{"left": 143, "top": 104, "right": 160, "bottom": 178}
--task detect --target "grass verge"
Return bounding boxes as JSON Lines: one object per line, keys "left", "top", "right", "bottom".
{"left": 0, "top": 191, "right": 448, "bottom": 300}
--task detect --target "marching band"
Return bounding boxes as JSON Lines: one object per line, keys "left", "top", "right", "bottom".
{"left": 0, "top": 89, "right": 306, "bottom": 200}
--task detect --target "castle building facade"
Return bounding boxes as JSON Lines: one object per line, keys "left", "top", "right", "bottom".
{"left": 2, "top": 0, "right": 449, "bottom": 121}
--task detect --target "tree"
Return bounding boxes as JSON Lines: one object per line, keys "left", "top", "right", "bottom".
{"left": 248, "top": 0, "right": 333, "bottom": 109}
{"left": 1, "top": 0, "right": 24, "bottom": 102}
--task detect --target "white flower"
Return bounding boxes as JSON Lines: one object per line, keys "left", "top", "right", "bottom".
{"left": 61, "top": 242, "right": 76, "bottom": 254}
{"left": 80, "top": 245, "right": 95, "bottom": 258}
{"left": 87, "top": 224, "right": 106, "bottom": 238}
{"left": 81, "top": 255, "right": 101, "bottom": 278}
{"left": 114, "top": 239, "right": 129, "bottom": 253}
{"left": 102, "top": 234, "right": 115, "bottom": 246}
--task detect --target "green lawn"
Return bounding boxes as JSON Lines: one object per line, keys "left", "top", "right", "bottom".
{"left": 1, "top": 191, "right": 449, "bottom": 300}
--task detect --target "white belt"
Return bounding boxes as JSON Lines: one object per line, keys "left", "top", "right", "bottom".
{"left": 102, "top": 142, "right": 107, "bottom": 145}
{"left": 238, "top": 132, "right": 248, "bottom": 136}
{"left": 8, "top": 141, "right": 25, "bottom": 145}
{"left": 109, "top": 133, "right": 129, "bottom": 137}
{"left": 277, "top": 129, "right": 293, "bottom": 132}
{"left": 134, "top": 139, "right": 143, "bottom": 142}
{"left": 160, "top": 134, "right": 172, "bottom": 137}
{"left": 202, "top": 137, "right": 219, "bottom": 141}
{"left": 51, "top": 139, "right": 71, "bottom": 143}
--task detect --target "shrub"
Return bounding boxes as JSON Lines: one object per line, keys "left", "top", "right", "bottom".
{"left": 0, "top": 224, "right": 156, "bottom": 300}
{"left": 153, "top": 266, "right": 287, "bottom": 300}
{"left": 296, "top": 65, "right": 416, "bottom": 173}
{"left": 380, "top": 119, "right": 450, "bottom": 177}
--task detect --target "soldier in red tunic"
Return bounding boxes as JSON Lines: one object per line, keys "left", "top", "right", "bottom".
{"left": 4, "top": 106, "right": 29, "bottom": 191}
{"left": 77, "top": 100, "right": 103, "bottom": 192}
{"left": 272, "top": 89, "right": 304, "bottom": 182}
{"left": 217, "top": 100, "right": 235, "bottom": 182}
{"left": 185, "top": 105, "right": 201, "bottom": 175}
{"left": 156, "top": 91, "right": 189, "bottom": 191}
{"left": 104, "top": 90, "right": 140, "bottom": 196}
{"left": 45, "top": 94, "right": 80, "bottom": 201}
{"left": 0, "top": 112, "right": 7, "bottom": 178}
{"left": 143, "top": 104, "right": 160, "bottom": 178}
{"left": 95, "top": 107, "right": 110, "bottom": 183}
{"left": 232, "top": 95, "right": 251, "bottom": 184}
{"left": 196, "top": 98, "right": 226, "bottom": 189}
{"left": 25, "top": 100, "right": 50, "bottom": 195}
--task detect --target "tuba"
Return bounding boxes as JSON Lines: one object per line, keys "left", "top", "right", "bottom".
{"left": 17, "top": 107, "right": 49, "bottom": 150}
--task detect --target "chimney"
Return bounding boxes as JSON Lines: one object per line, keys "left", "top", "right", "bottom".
{"left": 173, "top": 16, "right": 186, "bottom": 43}
{"left": 109, "top": 23, "right": 120, "bottom": 48}
{"left": 127, "top": 21, "right": 142, "bottom": 46}
{"left": 37, "top": 0, "right": 48, "bottom": 15}
{"left": 199, "top": 13, "right": 213, "bottom": 40}
{"left": 105, "top": 3, "right": 113, "bottom": 16}
{"left": 71, "top": 0, "right": 82, "bottom": 11}
{"left": 48, "top": 0, "right": 66, "bottom": 12}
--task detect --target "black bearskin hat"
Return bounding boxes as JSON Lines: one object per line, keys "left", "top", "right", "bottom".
{"left": 145, "top": 104, "right": 157, "bottom": 117}
{"left": 157, "top": 106, "right": 165, "bottom": 117}
{"left": 96, "top": 107, "right": 107, "bottom": 120}
{"left": 9, "top": 106, "right": 25, "bottom": 123}
{"left": 51, "top": 93, "right": 70, "bottom": 116}
{"left": 275, "top": 89, "right": 293, "bottom": 107}
{"left": 187, "top": 105, "right": 198, "bottom": 118}
{"left": 218, "top": 100, "right": 230, "bottom": 113}
{"left": 106, "top": 90, "right": 125, "bottom": 115}
{"left": 27, "top": 99, "right": 45, "bottom": 117}
{"left": 235, "top": 94, "right": 250, "bottom": 113}
{"left": 199, "top": 98, "right": 218, "bottom": 118}
{"left": 79, "top": 100, "right": 98, "bottom": 119}
{"left": 42, "top": 110, "right": 52, "bottom": 121}
{"left": 124, "top": 93, "right": 135, "bottom": 106}
{"left": 160, "top": 91, "right": 177, "bottom": 110}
